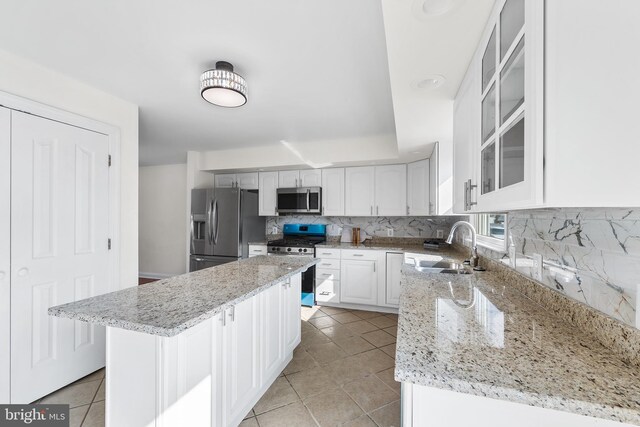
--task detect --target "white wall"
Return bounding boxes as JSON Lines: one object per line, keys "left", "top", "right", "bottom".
{"left": 0, "top": 48, "right": 139, "bottom": 289}
{"left": 139, "top": 164, "right": 188, "bottom": 277}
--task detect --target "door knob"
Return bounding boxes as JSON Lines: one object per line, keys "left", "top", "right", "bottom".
{"left": 17, "top": 268, "right": 29, "bottom": 277}
{"left": 0, "top": 271, "right": 5, "bottom": 280}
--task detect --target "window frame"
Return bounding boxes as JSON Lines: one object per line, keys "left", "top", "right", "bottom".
{"left": 473, "top": 213, "right": 508, "bottom": 253}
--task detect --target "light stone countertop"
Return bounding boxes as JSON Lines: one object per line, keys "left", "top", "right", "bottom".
{"left": 49, "top": 256, "right": 319, "bottom": 337}
{"left": 395, "top": 264, "right": 640, "bottom": 425}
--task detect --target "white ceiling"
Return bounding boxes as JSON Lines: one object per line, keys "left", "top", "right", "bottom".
{"left": 0, "top": 0, "right": 397, "bottom": 165}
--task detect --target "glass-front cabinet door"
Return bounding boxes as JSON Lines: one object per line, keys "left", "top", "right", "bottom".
{"left": 472, "top": 0, "right": 543, "bottom": 211}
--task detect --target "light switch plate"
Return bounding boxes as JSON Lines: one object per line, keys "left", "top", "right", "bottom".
{"left": 387, "top": 228, "right": 394, "bottom": 237}
{"left": 436, "top": 229, "right": 444, "bottom": 239}
{"left": 272, "top": 226, "right": 278, "bottom": 234}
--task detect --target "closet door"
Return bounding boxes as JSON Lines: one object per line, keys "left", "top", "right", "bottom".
{"left": 10, "top": 111, "right": 110, "bottom": 403}
{"left": 0, "top": 107, "right": 10, "bottom": 403}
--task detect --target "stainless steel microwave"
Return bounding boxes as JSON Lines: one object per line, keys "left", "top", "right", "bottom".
{"left": 276, "top": 187, "right": 322, "bottom": 214}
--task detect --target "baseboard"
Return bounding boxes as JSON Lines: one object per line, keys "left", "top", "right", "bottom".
{"left": 138, "top": 272, "right": 176, "bottom": 279}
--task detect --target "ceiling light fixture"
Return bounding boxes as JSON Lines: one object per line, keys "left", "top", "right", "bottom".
{"left": 200, "top": 61, "right": 247, "bottom": 108}
{"left": 412, "top": 0, "right": 466, "bottom": 20}
{"left": 414, "top": 74, "right": 446, "bottom": 90}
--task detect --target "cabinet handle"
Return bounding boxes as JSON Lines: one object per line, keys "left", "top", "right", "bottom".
{"left": 407, "top": 205, "right": 409, "bottom": 215}
{"left": 228, "top": 306, "right": 235, "bottom": 322}
{"left": 321, "top": 252, "right": 332, "bottom": 255}
{"left": 220, "top": 309, "right": 227, "bottom": 326}
{"left": 376, "top": 206, "right": 379, "bottom": 216}
{"left": 467, "top": 179, "right": 477, "bottom": 209}
{"left": 295, "top": 178, "right": 298, "bottom": 187}
{"left": 319, "top": 291, "right": 330, "bottom": 296}
{"left": 353, "top": 254, "right": 364, "bottom": 257}
{"left": 322, "top": 206, "right": 325, "bottom": 216}
{"left": 321, "top": 263, "right": 332, "bottom": 266}
{"left": 373, "top": 263, "right": 376, "bottom": 273}
{"left": 252, "top": 249, "right": 263, "bottom": 252}
{"left": 370, "top": 206, "right": 373, "bottom": 215}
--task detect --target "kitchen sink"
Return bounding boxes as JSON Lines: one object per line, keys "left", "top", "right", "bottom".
{"left": 413, "top": 259, "right": 472, "bottom": 275}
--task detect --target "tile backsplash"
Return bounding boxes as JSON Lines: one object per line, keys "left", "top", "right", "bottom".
{"left": 474, "top": 208, "right": 640, "bottom": 329}
{"left": 266, "top": 215, "right": 464, "bottom": 240}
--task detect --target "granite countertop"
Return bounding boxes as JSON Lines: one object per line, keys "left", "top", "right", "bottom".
{"left": 395, "top": 264, "right": 640, "bottom": 425}
{"left": 49, "top": 256, "right": 319, "bottom": 337}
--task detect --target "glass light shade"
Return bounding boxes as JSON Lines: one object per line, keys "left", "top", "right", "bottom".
{"left": 200, "top": 62, "right": 247, "bottom": 107}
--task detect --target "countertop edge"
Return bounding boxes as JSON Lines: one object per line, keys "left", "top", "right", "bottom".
{"left": 48, "top": 259, "right": 319, "bottom": 337}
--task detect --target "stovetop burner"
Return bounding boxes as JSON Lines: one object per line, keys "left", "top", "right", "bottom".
{"left": 267, "top": 224, "right": 326, "bottom": 256}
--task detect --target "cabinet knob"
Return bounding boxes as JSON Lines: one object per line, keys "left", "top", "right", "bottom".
{"left": 17, "top": 268, "right": 29, "bottom": 277}
{"left": 0, "top": 271, "right": 4, "bottom": 280}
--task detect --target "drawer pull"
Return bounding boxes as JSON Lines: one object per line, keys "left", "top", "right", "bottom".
{"left": 319, "top": 291, "right": 330, "bottom": 296}
{"left": 321, "top": 263, "right": 332, "bottom": 266}
{"left": 353, "top": 254, "right": 364, "bottom": 257}
{"left": 252, "top": 249, "right": 264, "bottom": 252}
{"left": 321, "top": 252, "right": 333, "bottom": 255}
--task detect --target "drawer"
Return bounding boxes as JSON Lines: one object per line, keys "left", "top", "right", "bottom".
{"left": 316, "top": 258, "right": 341, "bottom": 270}
{"left": 316, "top": 278, "right": 340, "bottom": 303}
{"left": 341, "top": 249, "right": 379, "bottom": 261}
{"left": 248, "top": 245, "right": 267, "bottom": 256}
{"left": 315, "top": 248, "right": 341, "bottom": 259}
{"left": 316, "top": 268, "right": 341, "bottom": 281}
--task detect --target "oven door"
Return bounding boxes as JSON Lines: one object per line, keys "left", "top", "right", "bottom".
{"left": 276, "top": 187, "right": 322, "bottom": 214}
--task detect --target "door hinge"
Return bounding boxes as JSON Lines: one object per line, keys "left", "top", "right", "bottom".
{"left": 108, "top": 155, "right": 112, "bottom": 167}
{"left": 108, "top": 238, "right": 112, "bottom": 250}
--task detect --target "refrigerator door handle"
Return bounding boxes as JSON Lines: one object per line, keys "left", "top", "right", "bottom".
{"left": 206, "top": 200, "right": 213, "bottom": 245}
{"left": 213, "top": 199, "right": 220, "bottom": 245}
{"left": 190, "top": 214, "right": 195, "bottom": 253}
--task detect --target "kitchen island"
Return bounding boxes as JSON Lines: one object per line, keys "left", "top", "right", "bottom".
{"left": 396, "top": 262, "right": 640, "bottom": 427}
{"left": 49, "top": 255, "right": 319, "bottom": 427}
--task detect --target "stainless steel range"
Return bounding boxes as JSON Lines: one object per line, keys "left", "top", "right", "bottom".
{"left": 267, "top": 224, "right": 326, "bottom": 306}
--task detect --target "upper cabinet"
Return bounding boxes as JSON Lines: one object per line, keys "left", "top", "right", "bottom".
{"left": 278, "top": 169, "right": 321, "bottom": 188}
{"left": 215, "top": 173, "right": 258, "bottom": 189}
{"left": 322, "top": 168, "right": 345, "bottom": 216}
{"left": 455, "top": 0, "right": 640, "bottom": 211}
{"left": 258, "top": 172, "right": 278, "bottom": 216}
{"left": 345, "top": 167, "right": 375, "bottom": 216}
{"left": 407, "top": 160, "right": 430, "bottom": 216}
{"left": 375, "top": 165, "right": 407, "bottom": 216}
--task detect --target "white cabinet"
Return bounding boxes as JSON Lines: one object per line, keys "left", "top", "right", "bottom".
{"left": 341, "top": 251, "right": 378, "bottom": 305}
{"left": 316, "top": 249, "right": 341, "bottom": 304}
{"left": 299, "top": 169, "right": 322, "bottom": 187}
{"left": 248, "top": 244, "right": 267, "bottom": 257}
{"left": 321, "top": 168, "right": 345, "bottom": 216}
{"left": 284, "top": 275, "right": 302, "bottom": 354}
{"left": 375, "top": 164, "right": 407, "bottom": 216}
{"left": 0, "top": 108, "right": 9, "bottom": 403}
{"left": 407, "top": 160, "right": 430, "bottom": 216}
{"left": 385, "top": 252, "right": 403, "bottom": 307}
{"left": 237, "top": 173, "right": 259, "bottom": 189}
{"left": 278, "top": 170, "right": 299, "bottom": 188}
{"left": 216, "top": 173, "right": 258, "bottom": 189}
{"left": 215, "top": 173, "right": 237, "bottom": 188}
{"left": 260, "top": 283, "right": 283, "bottom": 385}
{"left": 278, "top": 169, "right": 322, "bottom": 188}
{"left": 258, "top": 172, "right": 278, "bottom": 216}
{"left": 345, "top": 166, "right": 375, "bottom": 216}
{"left": 429, "top": 149, "right": 438, "bottom": 215}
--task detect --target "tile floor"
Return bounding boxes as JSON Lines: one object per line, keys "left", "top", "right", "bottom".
{"left": 34, "top": 306, "right": 400, "bottom": 427}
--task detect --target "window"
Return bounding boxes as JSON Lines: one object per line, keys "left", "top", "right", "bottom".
{"left": 474, "top": 213, "right": 507, "bottom": 252}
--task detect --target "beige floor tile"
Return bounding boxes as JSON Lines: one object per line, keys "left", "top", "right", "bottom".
{"left": 304, "top": 387, "right": 364, "bottom": 427}
{"left": 302, "top": 306, "right": 328, "bottom": 321}
{"left": 319, "top": 324, "right": 356, "bottom": 340}
{"left": 301, "top": 329, "right": 332, "bottom": 348}
{"left": 383, "top": 326, "right": 397, "bottom": 337}
{"left": 286, "top": 366, "right": 339, "bottom": 399}
{"left": 256, "top": 401, "right": 317, "bottom": 427}
{"left": 353, "top": 349, "right": 395, "bottom": 374}
{"left": 375, "top": 368, "right": 401, "bottom": 394}
{"left": 319, "top": 306, "right": 352, "bottom": 315}
{"left": 40, "top": 379, "right": 101, "bottom": 408}
{"left": 342, "top": 414, "right": 378, "bottom": 427}
{"left": 253, "top": 376, "right": 300, "bottom": 415}
{"left": 346, "top": 320, "right": 379, "bottom": 335}
{"left": 94, "top": 380, "right": 105, "bottom": 402}
{"left": 69, "top": 404, "right": 89, "bottom": 427}
{"left": 73, "top": 368, "right": 105, "bottom": 385}
{"left": 302, "top": 320, "right": 317, "bottom": 333}
{"left": 379, "top": 343, "right": 396, "bottom": 358}
{"left": 239, "top": 417, "right": 259, "bottom": 427}
{"left": 343, "top": 375, "right": 399, "bottom": 413}
{"left": 384, "top": 314, "right": 399, "bottom": 321}
{"left": 243, "top": 409, "right": 255, "bottom": 420}
{"left": 332, "top": 335, "right": 375, "bottom": 356}
{"left": 351, "top": 310, "right": 385, "bottom": 320}
{"left": 284, "top": 348, "right": 320, "bottom": 375}
{"left": 367, "top": 316, "right": 397, "bottom": 329}
{"left": 331, "top": 312, "right": 361, "bottom": 324}
{"left": 369, "top": 400, "right": 401, "bottom": 427}
{"left": 82, "top": 400, "right": 105, "bottom": 427}
{"left": 325, "top": 354, "right": 372, "bottom": 386}
{"left": 308, "top": 316, "right": 340, "bottom": 329}
{"left": 361, "top": 330, "right": 396, "bottom": 348}
{"left": 305, "top": 342, "right": 348, "bottom": 365}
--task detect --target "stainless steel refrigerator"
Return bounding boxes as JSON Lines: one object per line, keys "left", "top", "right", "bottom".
{"left": 189, "top": 188, "right": 266, "bottom": 271}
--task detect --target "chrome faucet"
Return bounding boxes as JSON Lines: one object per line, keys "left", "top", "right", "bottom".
{"left": 446, "top": 221, "right": 479, "bottom": 268}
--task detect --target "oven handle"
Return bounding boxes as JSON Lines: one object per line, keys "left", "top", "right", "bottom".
{"left": 306, "top": 189, "right": 310, "bottom": 212}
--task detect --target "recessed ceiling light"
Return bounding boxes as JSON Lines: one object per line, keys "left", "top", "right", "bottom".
{"left": 200, "top": 61, "right": 247, "bottom": 108}
{"left": 412, "top": 0, "right": 466, "bottom": 20}
{"left": 413, "top": 74, "right": 446, "bottom": 90}
{"left": 412, "top": 151, "right": 423, "bottom": 154}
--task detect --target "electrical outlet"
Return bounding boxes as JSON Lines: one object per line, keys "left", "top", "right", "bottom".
{"left": 387, "top": 228, "right": 394, "bottom": 237}
{"left": 436, "top": 229, "right": 444, "bottom": 239}
{"left": 272, "top": 226, "right": 278, "bottom": 234}
{"left": 532, "top": 253, "right": 543, "bottom": 281}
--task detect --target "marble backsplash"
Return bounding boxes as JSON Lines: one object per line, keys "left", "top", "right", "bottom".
{"left": 470, "top": 209, "right": 640, "bottom": 329}
{"left": 266, "top": 215, "right": 464, "bottom": 240}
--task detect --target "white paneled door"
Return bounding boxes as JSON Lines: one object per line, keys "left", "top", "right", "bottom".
{"left": 10, "top": 111, "right": 110, "bottom": 403}
{"left": 0, "top": 108, "right": 10, "bottom": 403}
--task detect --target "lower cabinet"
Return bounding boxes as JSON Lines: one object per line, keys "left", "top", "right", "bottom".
{"left": 385, "top": 252, "right": 404, "bottom": 306}
{"left": 340, "top": 259, "right": 378, "bottom": 305}
{"left": 105, "top": 274, "right": 302, "bottom": 427}
{"left": 248, "top": 244, "right": 267, "bottom": 257}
